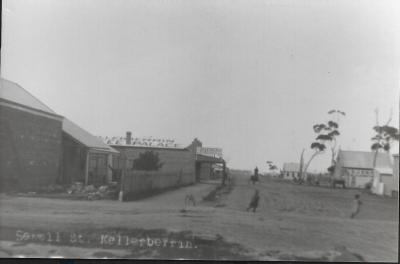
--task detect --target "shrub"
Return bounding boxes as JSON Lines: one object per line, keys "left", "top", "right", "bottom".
{"left": 132, "top": 151, "right": 164, "bottom": 171}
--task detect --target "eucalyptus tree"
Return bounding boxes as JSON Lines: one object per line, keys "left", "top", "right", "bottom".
{"left": 301, "top": 110, "right": 344, "bottom": 183}
{"left": 326, "top": 110, "right": 346, "bottom": 173}
{"left": 266, "top": 161, "right": 278, "bottom": 171}
{"left": 371, "top": 109, "right": 399, "bottom": 167}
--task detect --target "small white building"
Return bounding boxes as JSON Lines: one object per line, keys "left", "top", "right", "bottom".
{"left": 282, "top": 163, "right": 300, "bottom": 180}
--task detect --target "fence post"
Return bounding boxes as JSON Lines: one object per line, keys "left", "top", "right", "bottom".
{"left": 119, "top": 156, "right": 126, "bottom": 202}
{"left": 119, "top": 169, "right": 124, "bottom": 202}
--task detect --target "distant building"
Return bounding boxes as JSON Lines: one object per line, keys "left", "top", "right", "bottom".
{"left": 0, "top": 78, "right": 118, "bottom": 190}
{"left": 391, "top": 154, "right": 399, "bottom": 197}
{"left": 334, "top": 150, "right": 393, "bottom": 193}
{"left": 282, "top": 162, "right": 300, "bottom": 180}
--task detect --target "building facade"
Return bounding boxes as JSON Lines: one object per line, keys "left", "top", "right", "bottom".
{"left": 103, "top": 133, "right": 198, "bottom": 184}
{"left": 102, "top": 133, "right": 225, "bottom": 183}
{"left": 334, "top": 150, "right": 393, "bottom": 192}
{"left": 282, "top": 163, "right": 300, "bottom": 180}
{"left": 0, "top": 79, "right": 63, "bottom": 190}
{"left": 0, "top": 78, "right": 118, "bottom": 190}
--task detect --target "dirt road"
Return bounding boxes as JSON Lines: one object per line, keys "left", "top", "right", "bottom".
{"left": 0, "top": 176, "right": 398, "bottom": 261}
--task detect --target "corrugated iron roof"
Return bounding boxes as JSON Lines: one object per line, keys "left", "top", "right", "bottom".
{"left": 63, "top": 119, "right": 119, "bottom": 153}
{"left": 282, "top": 162, "right": 300, "bottom": 172}
{"left": 338, "top": 150, "right": 392, "bottom": 169}
{"left": 0, "top": 78, "right": 56, "bottom": 114}
{"left": 0, "top": 78, "right": 118, "bottom": 154}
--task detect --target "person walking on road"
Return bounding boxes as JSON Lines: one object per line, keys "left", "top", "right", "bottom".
{"left": 350, "top": 194, "right": 362, "bottom": 219}
{"left": 247, "top": 189, "right": 260, "bottom": 213}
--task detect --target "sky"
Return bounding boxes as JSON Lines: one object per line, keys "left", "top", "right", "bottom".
{"left": 2, "top": 0, "right": 400, "bottom": 172}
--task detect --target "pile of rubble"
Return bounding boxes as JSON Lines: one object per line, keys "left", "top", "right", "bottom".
{"left": 67, "top": 182, "right": 120, "bottom": 200}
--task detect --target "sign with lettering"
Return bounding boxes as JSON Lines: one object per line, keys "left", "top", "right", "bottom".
{"left": 13, "top": 229, "right": 196, "bottom": 249}
{"left": 99, "top": 136, "right": 184, "bottom": 149}
{"left": 196, "top": 147, "right": 223, "bottom": 157}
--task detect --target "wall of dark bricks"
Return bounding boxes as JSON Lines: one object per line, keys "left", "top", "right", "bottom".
{"left": 62, "top": 134, "right": 87, "bottom": 185}
{"left": 0, "top": 105, "right": 62, "bottom": 191}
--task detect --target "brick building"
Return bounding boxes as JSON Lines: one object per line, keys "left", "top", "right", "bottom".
{"left": 0, "top": 78, "right": 118, "bottom": 190}
{"left": 0, "top": 78, "right": 63, "bottom": 190}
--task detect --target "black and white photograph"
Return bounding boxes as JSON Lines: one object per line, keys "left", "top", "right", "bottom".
{"left": 0, "top": 0, "right": 399, "bottom": 261}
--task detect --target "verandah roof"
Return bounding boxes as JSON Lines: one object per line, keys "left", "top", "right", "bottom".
{"left": 63, "top": 118, "right": 119, "bottom": 154}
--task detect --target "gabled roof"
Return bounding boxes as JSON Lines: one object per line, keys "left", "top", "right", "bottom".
{"left": 338, "top": 150, "right": 392, "bottom": 169}
{"left": 63, "top": 119, "right": 118, "bottom": 153}
{"left": 0, "top": 78, "right": 56, "bottom": 114}
{"left": 0, "top": 78, "right": 118, "bottom": 154}
{"left": 282, "top": 162, "right": 300, "bottom": 172}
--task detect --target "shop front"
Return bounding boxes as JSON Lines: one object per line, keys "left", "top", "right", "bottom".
{"left": 195, "top": 146, "right": 226, "bottom": 182}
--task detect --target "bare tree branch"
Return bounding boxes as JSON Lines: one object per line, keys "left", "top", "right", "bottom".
{"left": 384, "top": 108, "right": 393, "bottom": 126}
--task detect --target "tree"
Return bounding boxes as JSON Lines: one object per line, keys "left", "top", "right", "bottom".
{"left": 369, "top": 108, "right": 399, "bottom": 193}
{"left": 266, "top": 161, "right": 278, "bottom": 171}
{"left": 300, "top": 110, "right": 344, "bottom": 183}
{"left": 326, "top": 110, "right": 346, "bottom": 173}
{"left": 371, "top": 109, "right": 399, "bottom": 167}
{"left": 301, "top": 140, "right": 326, "bottom": 183}
{"left": 132, "top": 151, "right": 164, "bottom": 171}
{"left": 298, "top": 149, "right": 305, "bottom": 181}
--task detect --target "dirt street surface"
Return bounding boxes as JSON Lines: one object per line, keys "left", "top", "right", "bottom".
{"left": 0, "top": 176, "right": 398, "bottom": 261}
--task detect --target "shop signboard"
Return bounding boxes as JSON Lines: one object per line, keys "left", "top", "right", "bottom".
{"left": 196, "top": 147, "right": 223, "bottom": 158}
{"left": 100, "top": 136, "right": 183, "bottom": 149}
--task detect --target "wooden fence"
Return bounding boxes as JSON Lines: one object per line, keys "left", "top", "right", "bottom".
{"left": 121, "top": 170, "right": 195, "bottom": 200}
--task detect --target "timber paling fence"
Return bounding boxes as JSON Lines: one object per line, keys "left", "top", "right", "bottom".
{"left": 121, "top": 170, "right": 194, "bottom": 200}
